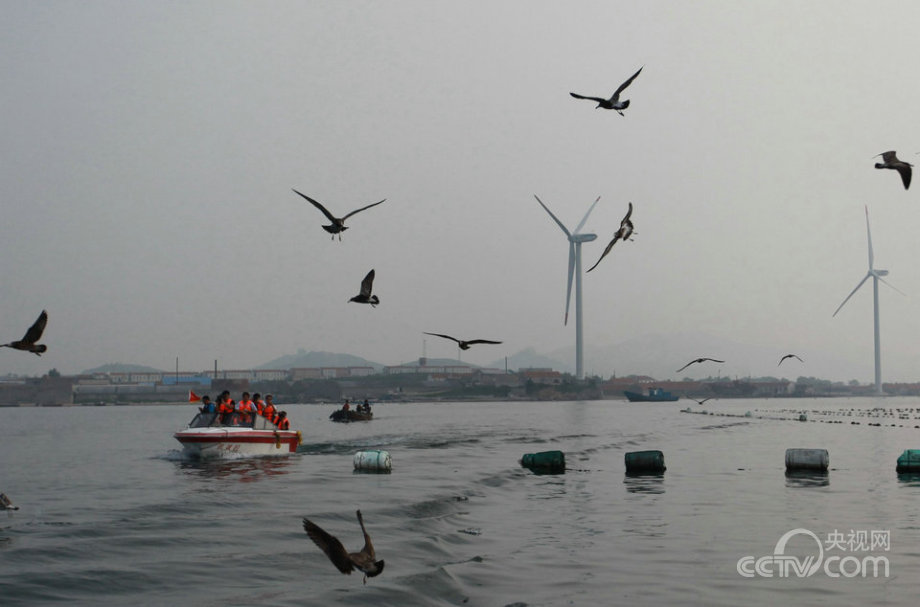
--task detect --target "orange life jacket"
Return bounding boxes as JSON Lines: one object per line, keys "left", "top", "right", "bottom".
{"left": 218, "top": 401, "right": 234, "bottom": 415}
{"left": 278, "top": 417, "right": 290, "bottom": 430}
{"left": 263, "top": 404, "right": 276, "bottom": 419}
{"left": 254, "top": 400, "right": 264, "bottom": 415}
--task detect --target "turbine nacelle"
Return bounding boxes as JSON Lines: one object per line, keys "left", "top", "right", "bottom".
{"left": 874, "top": 269, "right": 889, "bottom": 277}
{"left": 571, "top": 233, "right": 597, "bottom": 243}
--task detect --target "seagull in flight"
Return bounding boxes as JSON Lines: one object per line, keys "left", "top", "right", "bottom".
{"left": 348, "top": 270, "right": 379, "bottom": 307}
{"left": 303, "top": 510, "right": 385, "bottom": 584}
{"left": 292, "top": 188, "right": 386, "bottom": 240}
{"left": 570, "top": 66, "right": 643, "bottom": 115}
{"left": 688, "top": 397, "right": 712, "bottom": 406}
{"left": 587, "top": 202, "right": 635, "bottom": 272}
{"left": 874, "top": 151, "right": 912, "bottom": 190}
{"left": 778, "top": 354, "right": 804, "bottom": 366}
{"left": 423, "top": 332, "right": 503, "bottom": 350}
{"left": 1, "top": 310, "right": 48, "bottom": 356}
{"left": 676, "top": 357, "right": 724, "bottom": 373}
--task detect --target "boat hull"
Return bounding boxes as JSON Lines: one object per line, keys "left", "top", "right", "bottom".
{"left": 174, "top": 427, "right": 301, "bottom": 458}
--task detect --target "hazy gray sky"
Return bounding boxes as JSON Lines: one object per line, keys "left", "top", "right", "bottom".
{"left": 3, "top": 1, "right": 920, "bottom": 382}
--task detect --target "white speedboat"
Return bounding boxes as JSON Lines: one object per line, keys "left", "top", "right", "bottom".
{"left": 174, "top": 412, "right": 301, "bottom": 458}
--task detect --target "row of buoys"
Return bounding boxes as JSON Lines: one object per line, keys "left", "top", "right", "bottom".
{"left": 354, "top": 446, "right": 920, "bottom": 476}
{"left": 519, "top": 449, "right": 668, "bottom": 474}
{"left": 519, "top": 447, "right": 920, "bottom": 476}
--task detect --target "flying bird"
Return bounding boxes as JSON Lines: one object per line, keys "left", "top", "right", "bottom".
{"left": 570, "top": 66, "right": 643, "bottom": 115}
{"left": 778, "top": 354, "right": 804, "bottom": 366}
{"left": 874, "top": 151, "right": 912, "bottom": 190}
{"left": 676, "top": 357, "right": 724, "bottom": 373}
{"left": 348, "top": 270, "right": 379, "bottom": 307}
{"left": 688, "top": 397, "right": 712, "bottom": 406}
{"left": 303, "top": 510, "right": 385, "bottom": 584}
{"left": 587, "top": 202, "right": 635, "bottom": 272}
{"left": 423, "top": 332, "right": 503, "bottom": 350}
{"left": 1, "top": 310, "right": 48, "bottom": 356}
{"left": 292, "top": 188, "right": 386, "bottom": 239}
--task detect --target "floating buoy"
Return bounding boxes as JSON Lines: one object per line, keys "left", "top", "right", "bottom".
{"left": 896, "top": 449, "right": 920, "bottom": 473}
{"left": 798, "top": 413, "right": 807, "bottom": 422}
{"left": 521, "top": 450, "right": 565, "bottom": 472}
{"left": 353, "top": 450, "right": 391, "bottom": 473}
{"left": 785, "top": 448, "right": 828, "bottom": 471}
{"left": 625, "top": 450, "right": 666, "bottom": 474}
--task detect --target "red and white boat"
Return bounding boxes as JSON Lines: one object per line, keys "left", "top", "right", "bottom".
{"left": 174, "top": 412, "right": 301, "bottom": 458}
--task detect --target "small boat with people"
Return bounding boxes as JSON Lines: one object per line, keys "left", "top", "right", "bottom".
{"left": 623, "top": 387, "right": 679, "bottom": 402}
{"left": 174, "top": 411, "right": 302, "bottom": 458}
{"left": 330, "top": 399, "right": 374, "bottom": 423}
{"left": 330, "top": 409, "right": 374, "bottom": 423}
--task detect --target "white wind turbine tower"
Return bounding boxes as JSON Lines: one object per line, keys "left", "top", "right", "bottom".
{"left": 833, "top": 205, "right": 905, "bottom": 395}
{"left": 534, "top": 195, "right": 599, "bottom": 380}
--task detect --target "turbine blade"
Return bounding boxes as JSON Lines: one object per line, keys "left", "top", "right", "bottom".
{"left": 865, "top": 205, "right": 874, "bottom": 270}
{"left": 876, "top": 273, "right": 907, "bottom": 297}
{"left": 573, "top": 196, "right": 601, "bottom": 234}
{"left": 564, "top": 242, "right": 575, "bottom": 325}
{"left": 833, "top": 273, "right": 871, "bottom": 317}
{"left": 534, "top": 195, "right": 571, "bottom": 237}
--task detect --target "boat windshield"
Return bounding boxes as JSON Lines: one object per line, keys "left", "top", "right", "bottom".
{"left": 187, "top": 412, "right": 258, "bottom": 429}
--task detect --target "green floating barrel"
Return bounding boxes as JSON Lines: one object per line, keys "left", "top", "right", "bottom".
{"left": 625, "top": 450, "right": 666, "bottom": 474}
{"left": 785, "top": 448, "right": 828, "bottom": 471}
{"left": 522, "top": 450, "right": 565, "bottom": 472}
{"left": 353, "top": 450, "right": 391, "bottom": 473}
{"left": 896, "top": 449, "right": 920, "bottom": 473}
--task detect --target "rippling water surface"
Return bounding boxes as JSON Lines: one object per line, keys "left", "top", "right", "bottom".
{"left": 2, "top": 398, "right": 919, "bottom": 606}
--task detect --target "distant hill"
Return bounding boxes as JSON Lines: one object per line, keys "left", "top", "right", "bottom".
{"left": 258, "top": 349, "right": 384, "bottom": 371}
{"left": 83, "top": 363, "right": 164, "bottom": 374}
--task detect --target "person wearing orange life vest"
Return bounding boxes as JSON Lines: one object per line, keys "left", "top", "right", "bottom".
{"left": 253, "top": 393, "right": 264, "bottom": 416}
{"left": 276, "top": 411, "right": 290, "bottom": 430}
{"left": 236, "top": 392, "right": 255, "bottom": 424}
{"left": 217, "top": 391, "right": 235, "bottom": 423}
{"left": 262, "top": 394, "right": 276, "bottom": 420}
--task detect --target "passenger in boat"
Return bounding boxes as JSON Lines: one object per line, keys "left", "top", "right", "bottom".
{"left": 217, "top": 392, "right": 235, "bottom": 423}
{"left": 361, "top": 399, "right": 371, "bottom": 413}
{"left": 198, "top": 395, "right": 216, "bottom": 414}
{"left": 237, "top": 392, "right": 255, "bottom": 424}
{"left": 253, "top": 393, "right": 264, "bottom": 416}
{"left": 277, "top": 411, "right": 290, "bottom": 430}
{"left": 262, "top": 394, "right": 277, "bottom": 421}
{"left": 343, "top": 399, "right": 351, "bottom": 412}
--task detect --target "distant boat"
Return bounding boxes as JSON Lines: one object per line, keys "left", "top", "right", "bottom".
{"left": 330, "top": 409, "right": 374, "bottom": 423}
{"left": 624, "top": 387, "right": 679, "bottom": 402}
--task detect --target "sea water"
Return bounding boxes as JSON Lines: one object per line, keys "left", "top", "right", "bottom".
{"left": 1, "top": 398, "right": 919, "bottom": 606}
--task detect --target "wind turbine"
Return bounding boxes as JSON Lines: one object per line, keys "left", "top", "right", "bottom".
{"left": 833, "top": 206, "right": 905, "bottom": 395}
{"left": 534, "top": 195, "right": 599, "bottom": 380}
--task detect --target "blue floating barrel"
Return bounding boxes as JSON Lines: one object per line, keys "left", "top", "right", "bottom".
{"left": 785, "top": 448, "right": 828, "bottom": 471}
{"left": 353, "top": 450, "right": 391, "bottom": 473}
{"left": 521, "top": 450, "right": 565, "bottom": 471}
{"left": 896, "top": 449, "right": 920, "bottom": 473}
{"left": 625, "top": 450, "right": 666, "bottom": 474}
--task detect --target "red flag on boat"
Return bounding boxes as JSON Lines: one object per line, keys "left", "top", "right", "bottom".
{"left": 188, "top": 390, "right": 201, "bottom": 403}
